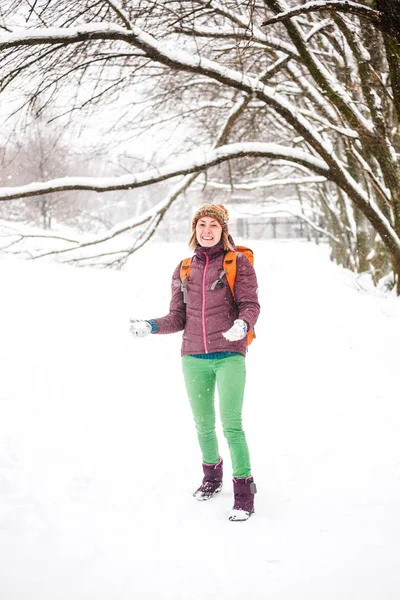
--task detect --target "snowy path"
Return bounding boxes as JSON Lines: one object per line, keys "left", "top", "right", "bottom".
{"left": 1, "top": 241, "right": 400, "bottom": 599}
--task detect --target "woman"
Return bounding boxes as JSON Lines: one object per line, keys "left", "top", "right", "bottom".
{"left": 130, "top": 203, "right": 260, "bottom": 521}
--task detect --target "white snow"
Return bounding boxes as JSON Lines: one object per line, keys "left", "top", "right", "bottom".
{"left": 1, "top": 239, "right": 400, "bottom": 599}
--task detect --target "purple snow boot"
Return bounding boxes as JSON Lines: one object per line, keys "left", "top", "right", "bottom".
{"left": 229, "top": 476, "right": 257, "bottom": 521}
{"left": 193, "top": 458, "right": 223, "bottom": 501}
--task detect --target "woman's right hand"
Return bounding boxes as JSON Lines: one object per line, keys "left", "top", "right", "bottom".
{"left": 129, "top": 319, "right": 152, "bottom": 338}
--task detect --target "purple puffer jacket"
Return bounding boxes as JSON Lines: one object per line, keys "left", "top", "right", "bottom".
{"left": 152, "top": 239, "right": 260, "bottom": 357}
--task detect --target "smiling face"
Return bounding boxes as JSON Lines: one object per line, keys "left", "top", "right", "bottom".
{"left": 195, "top": 216, "right": 223, "bottom": 247}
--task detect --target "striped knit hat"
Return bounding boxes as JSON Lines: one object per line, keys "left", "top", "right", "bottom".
{"left": 192, "top": 203, "right": 229, "bottom": 232}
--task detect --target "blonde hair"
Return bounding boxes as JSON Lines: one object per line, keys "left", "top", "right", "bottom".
{"left": 189, "top": 229, "right": 234, "bottom": 252}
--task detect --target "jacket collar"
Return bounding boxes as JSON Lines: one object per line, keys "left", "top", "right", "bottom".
{"left": 195, "top": 241, "right": 225, "bottom": 261}
{"left": 194, "top": 235, "right": 237, "bottom": 261}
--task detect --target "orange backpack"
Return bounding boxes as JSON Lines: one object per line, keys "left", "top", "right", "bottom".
{"left": 179, "top": 246, "right": 255, "bottom": 346}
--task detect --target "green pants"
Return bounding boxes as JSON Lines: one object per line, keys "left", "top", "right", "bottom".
{"left": 182, "top": 354, "right": 251, "bottom": 478}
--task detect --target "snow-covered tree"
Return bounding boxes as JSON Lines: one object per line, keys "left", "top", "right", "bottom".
{"left": 1, "top": 1, "right": 400, "bottom": 289}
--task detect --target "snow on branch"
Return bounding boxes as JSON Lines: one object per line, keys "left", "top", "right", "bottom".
{"left": 201, "top": 175, "right": 327, "bottom": 191}
{"left": 174, "top": 24, "right": 300, "bottom": 58}
{"left": 0, "top": 143, "right": 331, "bottom": 203}
{"left": 0, "top": 23, "right": 133, "bottom": 49}
{"left": 261, "top": 2, "right": 383, "bottom": 28}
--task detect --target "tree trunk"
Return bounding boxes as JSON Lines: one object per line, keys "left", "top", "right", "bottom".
{"left": 353, "top": 207, "right": 373, "bottom": 272}
{"left": 375, "top": 0, "right": 400, "bottom": 44}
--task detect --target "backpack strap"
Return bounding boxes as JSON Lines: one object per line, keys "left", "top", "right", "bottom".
{"left": 223, "top": 250, "right": 256, "bottom": 347}
{"left": 180, "top": 257, "right": 192, "bottom": 304}
{"left": 223, "top": 251, "right": 237, "bottom": 298}
{"left": 210, "top": 270, "right": 228, "bottom": 290}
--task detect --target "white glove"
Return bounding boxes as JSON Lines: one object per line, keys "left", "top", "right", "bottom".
{"left": 222, "top": 319, "right": 247, "bottom": 342}
{"left": 129, "top": 319, "right": 152, "bottom": 338}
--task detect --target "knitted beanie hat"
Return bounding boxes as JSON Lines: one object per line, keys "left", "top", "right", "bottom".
{"left": 192, "top": 203, "right": 229, "bottom": 232}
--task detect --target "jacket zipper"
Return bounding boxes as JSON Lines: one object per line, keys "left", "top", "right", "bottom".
{"left": 202, "top": 253, "right": 209, "bottom": 353}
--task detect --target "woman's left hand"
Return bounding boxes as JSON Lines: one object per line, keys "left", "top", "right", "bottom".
{"left": 222, "top": 319, "right": 247, "bottom": 342}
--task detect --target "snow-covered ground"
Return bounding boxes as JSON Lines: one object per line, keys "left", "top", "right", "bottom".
{"left": 1, "top": 240, "right": 400, "bottom": 600}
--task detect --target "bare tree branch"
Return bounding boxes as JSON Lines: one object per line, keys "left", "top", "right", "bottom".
{"left": 0, "top": 142, "right": 331, "bottom": 203}
{"left": 261, "top": 2, "right": 383, "bottom": 28}
{"left": 103, "top": 0, "right": 132, "bottom": 30}
{"left": 202, "top": 175, "right": 328, "bottom": 190}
